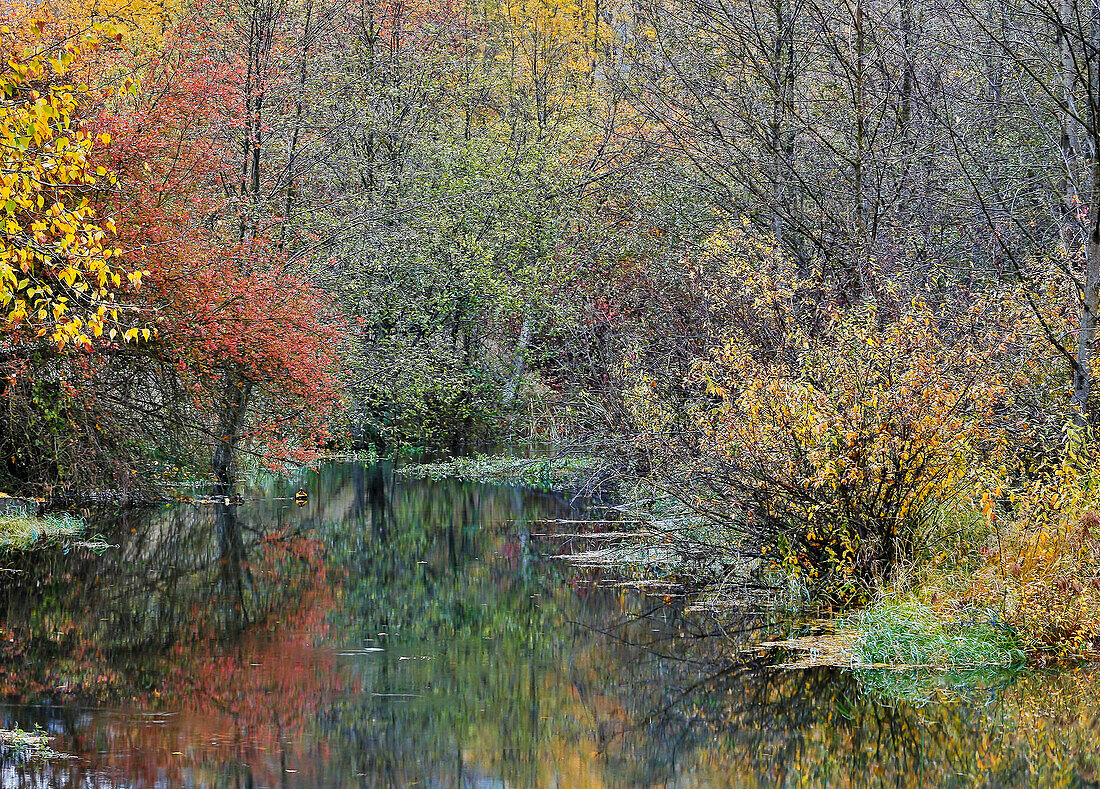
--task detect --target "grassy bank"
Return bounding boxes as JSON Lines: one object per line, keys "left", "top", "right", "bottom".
{"left": 764, "top": 600, "right": 1025, "bottom": 670}
{"left": 0, "top": 507, "right": 101, "bottom": 554}
{"left": 849, "top": 600, "right": 1025, "bottom": 667}
{"left": 748, "top": 480, "right": 1100, "bottom": 669}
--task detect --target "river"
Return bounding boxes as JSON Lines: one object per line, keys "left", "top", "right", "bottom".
{"left": 0, "top": 462, "right": 1097, "bottom": 787}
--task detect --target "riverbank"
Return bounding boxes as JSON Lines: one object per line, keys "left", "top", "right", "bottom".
{"left": 558, "top": 457, "right": 1100, "bottom": 669}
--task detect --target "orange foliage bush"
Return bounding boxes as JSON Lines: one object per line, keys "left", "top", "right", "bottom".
{"left": 967, "top": 444, "right": 1100, "bottom": 659}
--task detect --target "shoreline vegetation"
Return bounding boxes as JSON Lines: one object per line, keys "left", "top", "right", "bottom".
{"left": 563, "top": 438, "right": 1100, "bottom": 669}
{"left": 394, "top": 454, "right": 601, "bottom": 493}
{"left": 0, "top": 500, "right": 102, "bottom": 555}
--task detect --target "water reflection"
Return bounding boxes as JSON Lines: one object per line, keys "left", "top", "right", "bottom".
{"left": 0, "top": 464, "right": 1098, "bottom": 786}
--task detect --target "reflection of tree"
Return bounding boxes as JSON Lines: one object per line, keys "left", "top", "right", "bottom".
{"left": 0, "top": 487, "right": 324, "bottom": 698}
{"left": 0, "top": 464, "right": 613, "bottom": 787}
{"left": 7, "top": 465, "right": 1100, "bottom": 787}
{"left": 215, "top": 501, "right": 252, "bottom": 631}
{"left": 559, "top": 600, "right": 1100, "bottom": 788}
{"left": 311, "top": 470, "right": 576, "bottom": 787}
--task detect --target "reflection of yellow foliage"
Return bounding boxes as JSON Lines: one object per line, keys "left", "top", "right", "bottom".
{"left": 561, "top": 635, "right": 1100, "bottom": 788}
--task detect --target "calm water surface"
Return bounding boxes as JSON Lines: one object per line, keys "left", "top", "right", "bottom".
{"left": 0, "top": 463, "right": 1098, "bottom": 787}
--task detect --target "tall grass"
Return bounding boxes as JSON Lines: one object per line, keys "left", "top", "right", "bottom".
{"left": 851, "top": 599, "right": 1025, "bottom": 667}
{"left": 0, "top": 512, "right": 96, "bottom": 552}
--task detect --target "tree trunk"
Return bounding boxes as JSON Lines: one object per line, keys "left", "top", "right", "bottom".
{"left": 1076, "top": 138, "right": 1100, "bottom": 423}
{"left": 502, "top": 311, "right": 533, "bottom": 408}
{"left": 1071, "top": 0, "right": 1100, "bottom": 424}
{"left": 212, "top": 373, "right": 252, "bottom": 496}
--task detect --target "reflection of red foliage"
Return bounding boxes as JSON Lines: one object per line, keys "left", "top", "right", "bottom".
{"left": 567, "top": 569, "right": 604, "bottom": 599}
{"left": 47, "top": 534, "right": 356, "bottom": 787}
{"left": 502, "top": 535, "right": 521, "bottom": 565}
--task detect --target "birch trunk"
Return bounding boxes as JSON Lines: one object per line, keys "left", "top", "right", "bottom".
{"left": 502, "top": 312, "right": 533, "bottom": 408}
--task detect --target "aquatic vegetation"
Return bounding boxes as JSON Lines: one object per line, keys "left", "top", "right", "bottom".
{"left": 0, "top": 728, "right": 67, "bottom": 762}
{"left": 396, "top": 454, "right": 599, "bottom": 492}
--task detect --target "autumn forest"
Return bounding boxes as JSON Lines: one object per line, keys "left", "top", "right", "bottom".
{"left": 5, "top": 0, "right": 1100, "bottom": 773}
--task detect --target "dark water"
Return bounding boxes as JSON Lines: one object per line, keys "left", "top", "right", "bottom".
{"left": 0, "top": 463, "right": 1099, "bottom": 787}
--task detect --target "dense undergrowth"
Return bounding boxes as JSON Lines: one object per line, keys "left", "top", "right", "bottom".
{"left": 585, "top": 232, "right": 1100, "bottom": 667}
{"left": 597, "top": 461, "right": 1100, "bottom": 667}
{"left": 818, "top": 436, "right": 1100, "bottom": 666}
{"left": 614, "top": 429, "right": 1100, "bottom": 666}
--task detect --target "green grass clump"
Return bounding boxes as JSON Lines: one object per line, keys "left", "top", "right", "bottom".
{"left": 851, "top": 599, "right": 1026, "bottom": 668}
{"left": 0, "top": 512, "right": 98, "bottom": 553}
{"left": 0, "top": 728, "right": 68, "bottom": 762}
{"left": 397, "top": 454, "right": 597, "bottom": 491}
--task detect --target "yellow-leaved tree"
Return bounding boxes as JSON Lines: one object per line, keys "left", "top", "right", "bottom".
{"left": 0, "top": 23, "right": 146, "bottom": 352}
